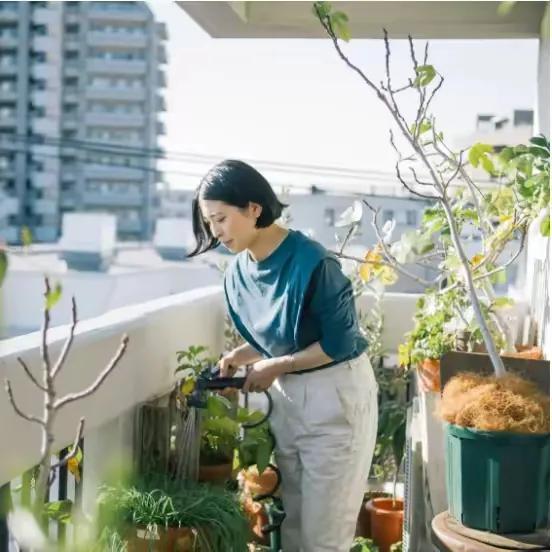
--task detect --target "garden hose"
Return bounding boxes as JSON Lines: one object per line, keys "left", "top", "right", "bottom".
{"left": 183, "top": 364, "right": 285, "bottom": 545}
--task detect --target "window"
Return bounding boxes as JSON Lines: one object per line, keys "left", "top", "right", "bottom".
{"left": 65, "top": 23, "right": 79, "bottom": 34}
{"left": 29, "top": 78, "right": 46, "bottom": 91}
{"left": 65, "top": 50, "right": 79, "bottom": 60}
{"left": 382, "top": 210, "right": 394, "bottom": 223}
{"left": 31, "top": 24, "right": 47, "bottom": 36}
{"left": 406, "top": 210, "right": 417, "bottom": 226}
{"left": 30, "top": 51, "right": 47, "bottom": 63}
{"left": 324, "top": 207, "right": 335, "bottom": 227}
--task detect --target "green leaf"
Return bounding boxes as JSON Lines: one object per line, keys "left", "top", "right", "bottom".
{"left": 255, "top": 438, "right": 272, "bottom": 475}
{"left": 206, "top": 395, "right": 232, "bottom": 417}
{"left": 330, "top": 11, "right": 351, "bottom": 41}
{"left": 468, "top": 142, "right": 494, "bottom": 168}
{"left": 313, "top": 1, "right": 332, "bottom": 18}
{"left": 0, "top": 250, "right": 7, "bottom": 288}
{"left": 21, "top": 226, "right": 32, "bottom": 247}
{"left": 43, "top": 500, "right": 73, "bottom": 524}
{"left": 529, "top": 135, "right": 549, "bottom": 149}
{"left": 481, "top": 155, "right": 495, "bottom": 175}
{"left": 414, "top": 65, "right": 436, "bottom": 87}
{"left": 492, "top": 297, "right": 514, "bottom": 309}
{"left": 45, "top": 282, "right": 62, "bottom": 310}
{"left": 540, "top": 214, "right": 550, "bottom": 237}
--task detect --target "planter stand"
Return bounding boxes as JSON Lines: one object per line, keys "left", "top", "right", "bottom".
{"left": 432, "top": 511, "right": 549, "bottom": 551}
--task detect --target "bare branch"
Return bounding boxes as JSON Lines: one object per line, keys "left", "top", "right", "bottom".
{"left": 51, "top": 418, "right": 84, "bottom": 471}
{"left": 362, "top": 200, "right": 438, "bottom": 287}
{"left": 17, "top": 357, "right": 47, "bottom": 392}
{"left": 41, "top": 277, "right": 52, "bottom": 376}
{"left": 54, "top": 335, "right": 129, "bottom": 410}
{"left": 339, "top": 225, "right": 356, "bottom": 256}
{"left": 409, "top": 167, "right": 435, "bottom": 187}
{"left": 52, "top": 296, "right": 77, "bottom": 379}
{"left": 4, "top": 380, "right": 44, "bottom": 426}
{"left": 383, "top": 29, "right": 410, "bottom": 133}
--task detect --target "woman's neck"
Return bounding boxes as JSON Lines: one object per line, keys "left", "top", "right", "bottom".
{"left": 247, "top": 225, "right": 289, "bottom": 263}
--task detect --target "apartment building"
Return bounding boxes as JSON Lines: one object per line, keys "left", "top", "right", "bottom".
{"left": 0, "top": 1, "right": 167, "bottom": 243}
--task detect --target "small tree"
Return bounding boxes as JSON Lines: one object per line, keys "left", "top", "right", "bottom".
{"left": 314, "top": 2, "right": 550, "bottom": 378}
{"left": 4, "top": 277, "right": 128, "bottom": 517}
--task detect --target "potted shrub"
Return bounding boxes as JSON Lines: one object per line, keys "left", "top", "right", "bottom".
{"left": 97, "top": 474, "right": 250, "bottom": 551}
{"left": 364, "top": 399, "right": 406, "bottom": 552}
{"left": 313, "top": 3, "right": 549, "bottom": 535}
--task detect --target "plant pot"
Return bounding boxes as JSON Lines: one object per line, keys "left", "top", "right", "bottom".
{"left": 198, "top": 462, "right": 233, "bottom": 483}
{"left": 242, "top": 466, "right": 279, "bottom": 497}
{"left": 355, "top": 490, "right": 392, "bottom": 538}
{"left": 243, "top": 495, "right": 270, "bottom": 545}
{"left": 506, "top": 345, "right": 544, "bottom": 360}
{"left": 127, "top": 526, "right": 196, "bottom": 552}
{"left": 416, "top": 358, "right": 441, "bottom": 393}
{"left": 365, "top": 497, "right": 404, "bottom": 552}
{"left": 444, "top": 422, "right": 549, "bottom": 533}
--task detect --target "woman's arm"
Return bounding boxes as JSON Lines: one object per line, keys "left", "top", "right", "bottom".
{"left": 219, "top": 342, "right": 264, "bottom": 376}
{"left": 242, "top": 341, "right": 333, "bottom": 392}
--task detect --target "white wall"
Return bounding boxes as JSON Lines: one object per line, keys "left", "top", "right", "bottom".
{"left": 0, "top": 286, "right": 225, "bottom": 487}
{"left": 1, "top": 263, "right": 222, "bottom": 337}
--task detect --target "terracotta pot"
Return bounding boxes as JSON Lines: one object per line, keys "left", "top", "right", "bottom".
{"left": 198, "top": 462, "right": 233, "bottom": 483}
{"left": 242, "top": 466, "right": 279, "bottom": 497}
{"left": 365, "top": 497, "right": 404, "bottom": 552}
{"left": 243, "top": 495, "right": 269, "bottom": 544}
{"left": 506, "top": 345, "right": 543, "bottom": 360}
{"left": 355, "top": 491, "right": 392, "bottom": 538}
{"left": 416, "top": 358, "right": 441, "bottom": 393}
{"left": 127, "top": 526, "right": 196, "bottom": 552}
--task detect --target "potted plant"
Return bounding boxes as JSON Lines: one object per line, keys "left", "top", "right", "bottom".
{"left": 364, "top": 399, "right": 406, "bottom": 552}
{"left": 97, "top": 474, "right": 250, "bottom": 551}
{"left": 313, "top": 3, "right": 549, "bottom": 535}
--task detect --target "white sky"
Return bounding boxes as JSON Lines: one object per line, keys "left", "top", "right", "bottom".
{"left": 148, "top": 1, "right": 538, "bottom": 190}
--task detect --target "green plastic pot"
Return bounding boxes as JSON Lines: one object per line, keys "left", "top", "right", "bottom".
{"left": 444, "top": 422, "right": 549, "bottom": 533}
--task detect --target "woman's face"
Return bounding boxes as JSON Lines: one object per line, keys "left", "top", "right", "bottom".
{"left": 199, "top": 199, "right": 261, "bottom": 253}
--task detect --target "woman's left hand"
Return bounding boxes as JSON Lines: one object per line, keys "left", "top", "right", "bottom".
{"left": 243, "top": 358, "right": 285, "bottom": 393}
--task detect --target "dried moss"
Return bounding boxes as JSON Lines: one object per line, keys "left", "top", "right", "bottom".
{"left": 437, "top": 373, "right": 549, "bottom": 434}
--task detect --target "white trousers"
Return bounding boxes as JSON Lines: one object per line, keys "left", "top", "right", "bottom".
{"left": 269, "top": 352, "right": 379, "bottom": 552}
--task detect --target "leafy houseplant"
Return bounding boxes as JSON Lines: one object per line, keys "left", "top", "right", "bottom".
{"left": 313, "top": 0, "right": 549, "bottom": 536}
{"left": 97, "top": 474, "right": 250, "bottom": 551}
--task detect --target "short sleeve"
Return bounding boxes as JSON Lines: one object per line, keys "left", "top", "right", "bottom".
{"left": 305, "top": 258, "right": 367, "bottom": 361}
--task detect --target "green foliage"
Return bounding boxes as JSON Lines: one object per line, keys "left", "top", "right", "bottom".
{"left": 313, "top": 2, "right": 351, "bottom": 41}
{"left": 414, "top": 65, "right": 436, "bottom": 87}
{"left": 0, "top": 249, "right": 7, "bottom": 288}
{"left": 398, "top": 291, "right": 458, "bottom": 366}
{"left": 42, "top": 499, "right": 73, "bottom": 524}
{"left": 236, "top": 409, "right": 272, "bottom": 474}
{"left": 350, "top": 536, "right": 379, "bottom": 551}
{"left": 469, "top": 142, "right": 495, "bottom": 174}
{"left": 97, "top": 475, "right": 250, "bottom": 551}
{"left": 21, "top": 226, "right": 32, "bottom": 247}
{"left": 495, "top": 135, "right": 550, "bottom": 235}
{"left": 45, "top": 282, "right": 62, "bottom": 310}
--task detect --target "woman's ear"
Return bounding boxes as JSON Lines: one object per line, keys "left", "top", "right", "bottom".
{"left": 248, "top": 202, "right": 263, "bottom": 220}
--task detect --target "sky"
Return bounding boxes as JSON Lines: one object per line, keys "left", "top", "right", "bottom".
{"left": 147, "top": 1, "right": 539, "bottom": 190}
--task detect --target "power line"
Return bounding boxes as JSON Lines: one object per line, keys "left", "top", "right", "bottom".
{"left": 0, "top": 130, "right": 398, "bottom": 181}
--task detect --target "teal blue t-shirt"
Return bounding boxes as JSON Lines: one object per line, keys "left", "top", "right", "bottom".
{"left": 224, "top": 229, "right": 367, "bottom": 369}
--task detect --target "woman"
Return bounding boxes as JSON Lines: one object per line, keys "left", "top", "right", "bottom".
{"left": 189, "top": 159, "right": 378, "bottom": 552}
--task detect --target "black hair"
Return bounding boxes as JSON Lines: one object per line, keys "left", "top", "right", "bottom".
{"left": 188, "top": 159, "right": 287, "bottom": 257}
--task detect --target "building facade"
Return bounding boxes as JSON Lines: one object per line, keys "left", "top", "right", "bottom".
{"left": 0, "top": 1, "right": 167, "bottom": 243}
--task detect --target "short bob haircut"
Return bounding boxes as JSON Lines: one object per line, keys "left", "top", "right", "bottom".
{"left": 188, "top": 159, "right": 287, "bottom": 257}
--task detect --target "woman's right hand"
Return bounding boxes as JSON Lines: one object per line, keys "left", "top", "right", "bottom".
{"left": 219, "top": 350, "right": 239, "bottom": 377}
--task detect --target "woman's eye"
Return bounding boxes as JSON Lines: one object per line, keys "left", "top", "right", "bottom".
{"left": 215, "top": 218, "right": 226, "bottom": 224}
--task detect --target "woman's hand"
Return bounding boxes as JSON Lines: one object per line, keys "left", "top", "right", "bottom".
{"left": 243, "top": 357, "right": 288, "bottom": 393}
{"left": 218, "top": 351, "right": 238, "bottom": 377}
